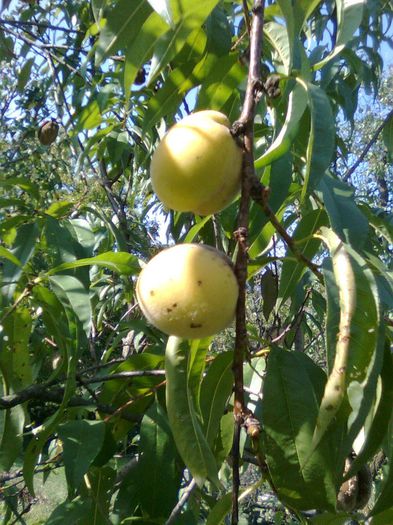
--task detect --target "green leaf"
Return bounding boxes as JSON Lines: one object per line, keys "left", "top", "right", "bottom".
{"left": 1, "top": 307, "right": 32, "bottom": 391}
{"left": 205, "top": 5, "right": 232, "bottom": 56}
{"left": 198, "top": 55, "right": 245, "bottom": 111}
{"left": 58, "top": 420, "right": 106, "bottom": 493}
{"left": 79, "top": 466, "right": 116, "bottom": 525}
{"left": 312, "top": 0, "right": 366, "bottom": 70}
{"left": 124, "top": 12, "right": 170, "bottom": 94}
{"left": 46, "top": 496, "right": 91, "bottom": 525}
{"left": 255, "top": 84, "right": 307, "bottom": 169}
{"left": 264, "top": 21, "right": 291, "bottom": 74}
{"left": 23, "top": 296, "right": 80, "bottom": 495}
{"left": 278, "top": 209, "right": 328, "bottom": 307}
{"left": 147, "top": 0, "right": 174, "bottom": 27}
{"left": 347, "top": 344, "right": 393, "bottom": 478}
{"left": 293, "top": 0, "right": 323, "bottom": 32}
{"left": 49, "top": 275, "right": 92, "bottom": 337}
{"left": 137, "top": 401, "right": 180, "bottom": 519}
{"left": 2, "top": 222, "right": 39, "bottom": 303}
{"left": 165, "top": 336, "right": 219, "bottom": 487}
{"left": 96, "top": 0, "right": 152, "bottom": 64}
{"left": 0, "top": 177, "right": 39, "bottom": 200}
{"left": 200, "top": 351, "right": 233, "bottom": 447}
{"left": 74, "top": 98, "right": 102, "bottom": 131}
{"left": 0, "top": 246, "right": 21, "bottom": 267}
{"left": 310, "top": 513, "right": 353, "bottom": 524}
{"left": 206, "top": 480, "right": 262, "bottom": 525}
{"left": 262, "top": 347, "right": 337, "bottom": 511}
{"left": 315, "top": 232, "right": 385, "bottom": 455}
{"left": 16, "top": 57, "right": 34, "bottom": 93}
{"left": 45, "top": 200, "right": 75, "bottom": 219}
{"left": 146, "top": 0, "right": 219, "bottom": 83}
{"left": 370, "top": 508, "right": 393, "bottom": 525}
{"left": 0, "top": 405, "right": 24, "bottom": 471}
{"left": 297, "top": 80, "right": 335, "bottom": 202}
{"left": 382, "top": 112, "right": 393, "bottom": 155}
{"left": 369, "top": 407, "right": 393, "bottom": 515}
{"left": 317, "top": 173, "right": 369, "bottom": 248}
{"left": 48, "top": 251, "right": 139, "bottom": 276}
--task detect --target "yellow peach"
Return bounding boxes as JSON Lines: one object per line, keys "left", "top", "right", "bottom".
{"left": 150, "top": 110, "right": 242, "bottom": 215}
{"left": 136, "top": 244, "right": 238, "bottom": 338}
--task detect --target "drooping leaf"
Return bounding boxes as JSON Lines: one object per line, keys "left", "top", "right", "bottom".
{"left": 254, "top": 83, "right": 307, "bottom": 169}
{"left": 312, "top": 0, "right": 366, "bottom": 70}
{"left": 79, "top": 466, "right": 116, "bottom": 525}
{"left": 58, "top": 420, "right": 106, "bottom": 493}
{"left": 347, "top": 344, "right": 393, "bottom": 478}
{"left": 165, "top": 336, "right": 219, "bottom": 487}
{"left": 124, "top": 12, "right": 170, "bottom": 95}
{"left": 317, "top": 173, "right": 369, "bottom": 248}
{"left": 46, "top": 496, "right": 91, "bottom": 525}
{"left": 137, "top": 401, "right": 180, "bottom": 519}
{"left": 382, "top": 112, "right": 393, "bottom": 155}
{"left": 262, "top": 346, "right": 337, "bottom": 511}
{"left": 200, "top": 351, "right": 233, "bottom": 447}
{"left": 297, "top": 80, "right": 335, "bottom": 202}
{"left": 96, "top": 0, "right": 152, "bottom": 64}
{"left": 2, "top": 222, "right": 39, "bottom": 303}
{"left": 49, "top": 275, "right": 92, "bottom": 337}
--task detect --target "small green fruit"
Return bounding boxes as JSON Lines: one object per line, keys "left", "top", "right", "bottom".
{"left": 136, "top": 244, "right": 238, "bottom": 338}
{"left": 150, "top": 110, "right": 242, "bottom": 216}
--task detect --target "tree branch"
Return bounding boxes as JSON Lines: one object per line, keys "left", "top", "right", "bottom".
{"left": 343, "top": 107, "right": 393, "bottom": 182}
{"left": 231, "top": 1, "right": 265, "bottom": 523}
{"left": 165, "top": 478, "right": 197, "bottom": 525}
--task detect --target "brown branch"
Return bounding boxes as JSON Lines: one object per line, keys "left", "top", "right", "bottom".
{"left": 0, "top": 18, "right": 83, "bottom": 34}
{"left": 249, "top": 178, "right": 323, "bottom": 282}
{"left": 231, "top": 1, "right": 265, "bottom": 523}
{"left": 165, "top": 478, "right": 197, "bottom": 525}
{"left": 82, "top": 369, "right": 165, "bottom": 383}
{"left": 343, "top": 108, "right": 393, "bottom": 182}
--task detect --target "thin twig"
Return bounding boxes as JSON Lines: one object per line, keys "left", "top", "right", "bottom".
{"left": 343, "top": 107, "right": 393, "bottom": 182}
{"left": 249, "top": 180, "right": 323, "bottom": 282}
{"left": 83, "top": 369, "right": 165, "bottom": 383}
{"left": 165, "top": 478, "right": 197, "bottom": 525}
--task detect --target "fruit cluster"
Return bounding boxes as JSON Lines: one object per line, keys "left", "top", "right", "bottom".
{"left": 136, "top": 111, "right": 242, "bottom": 338}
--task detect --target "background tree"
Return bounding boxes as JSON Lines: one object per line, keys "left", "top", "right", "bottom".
{"left": 0, "top": 0, "right": 392, "bottom": 524}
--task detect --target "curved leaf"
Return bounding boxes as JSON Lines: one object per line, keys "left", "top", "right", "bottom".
{"left": 48, "top": 251, "right": 139, "bottom": 276}
{"left": 200, "top": 351, "right": 233, "bottom": 447}
{"left": 254, "top": 83, "right": 308, "bottom": 169}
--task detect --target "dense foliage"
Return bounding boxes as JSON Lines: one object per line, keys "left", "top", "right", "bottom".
{"left": 0, "top": 1, "right": 392, "bottom": 523}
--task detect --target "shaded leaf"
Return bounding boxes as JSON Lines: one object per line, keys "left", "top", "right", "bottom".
{"left": 165, "top": 336, "right": 219, "bottom": 487}
{"left": 200, "top": 351, "right": 233, "bottom": 447}
{"left": 262, "top": 347, "right": 337, "bottom": 510}
{"left": 58, "top": 420, "right": 106, "bottom": 493}
{"left": 317, "top": 173, "right": 369, "bottom": 248}
{"left": 137, "top": 401, "right": 180, "bottom": 519}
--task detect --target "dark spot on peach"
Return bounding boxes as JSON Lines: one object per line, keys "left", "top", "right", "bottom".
{"left": 334, "top": 385, "right": 341, "bottom": 391}
{"left": 172, "top": 303, "right": 177, "bottom": 307}
{"left": 325, "top": 404, "right": 335, "bottom": 411}
{"left": 190, "top": 322, "right": 202, "bottom": 328}
{"left": 197, "top": 280, "right": 202, "bottom": 286}
{"left": 150, "top": 290, "right": 155, "bottom": 296}
{"left": 166, "top": 308, "right": 172, "bottom": 313}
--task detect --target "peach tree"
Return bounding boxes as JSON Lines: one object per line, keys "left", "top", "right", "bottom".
{"left": 0, "top": 1, "right": 392, "bottom": 523}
